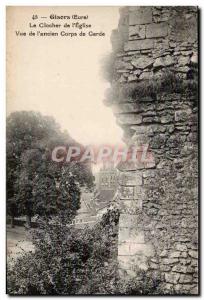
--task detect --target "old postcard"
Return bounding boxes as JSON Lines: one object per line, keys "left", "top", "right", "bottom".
{"left": 6, "top": 6, "right": 199, "bottom": 295}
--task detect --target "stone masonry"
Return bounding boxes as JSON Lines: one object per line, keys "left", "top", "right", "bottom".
{"left": 104, "top": 7, "right": 198, "bottom": 294}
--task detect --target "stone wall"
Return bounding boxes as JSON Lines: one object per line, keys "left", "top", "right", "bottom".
{"left": 105, "top": 6, "right": 198, "bottom": 295}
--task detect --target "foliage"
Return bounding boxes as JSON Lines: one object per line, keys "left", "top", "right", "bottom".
{"left": 115, "top": 269, "right": 161, "bottom": 295}
{"left": 7, "top": 207, "right": 162, "bottom": 295}
{"left": 7, "top": 208, "right": 120, "bottom": 295}
{"left": 6, "top": 111, "right": 94, "bottom": 224}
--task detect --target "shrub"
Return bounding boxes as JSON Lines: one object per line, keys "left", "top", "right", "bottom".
{"left": 7, "top": 208, "right": 120, "bottom": 295}
{"left": 115, "top": 269, "right": 162, "bottom": 295}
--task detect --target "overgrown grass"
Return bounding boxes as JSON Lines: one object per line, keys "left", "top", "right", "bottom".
{"left": 105, "top": 70, "right": 198, "bottom": 105}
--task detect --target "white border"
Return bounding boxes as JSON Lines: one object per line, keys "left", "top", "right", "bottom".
{"left": 1, "top": 0, "right": 203, "bottom": 299}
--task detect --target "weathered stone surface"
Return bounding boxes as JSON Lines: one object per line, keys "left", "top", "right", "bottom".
{"left": 129, "top": 25, "right": 145, "bottom": 39}
{"left": 175, "top": 244, "right": 188, "bottom": 252}
{"left": 124, "top": 39, "right": 154, "bottom": 51}
{"left": 118, "top": 257, "right": 131, "bottom": 271}
{"left": 119, "top": 186, "right": 134, "bottom": 199}
{"left": 153, "top": 55, "right": 175, "bottom": 68}
{"left": 118, "top": 242, "right": 130, "bottom": 255}
{"left": 177, "top": 55, "right": 191, "bottom": 66}
{"left": 165, "top": 273, "right": 180, "bottom": 284}
{"left": 131, "top": 56, "right": 154, "bottom": 69}
{"left": 170, "top": 251, "right": 181, "bottom": 258}
{"left": 189, "top": 250, "right": 198, "bottom": 259}
{"left": 161, "top": 115, "right": 174, "bottom": 124}
{"left": 115, "top": 60, "right": 133, "bottom": 70}
{"left": 146, "top": 23, "right": 168, "bottom": 38}
{"left": 172, "top": 265, "right": 187, "bottom": 273}
{"left": 129, "top": 243, "right": 153, "bottom": 256}
{"left": 175, "top": 109, "right": 192, "bottom": 122}
{"left": 108, "top": 6, "right": 198, "bottom": 295}
{"left": 160, "top": 250, "right": 168, "bottom": 257}
{"left": 119, "top": 173, "right": 143, "bottom": 186}
{"left": 179, "top": 274, "right": 193, "bottom": 284}
{"left": 129, "top": 7, "right": 152, "bottom": 25}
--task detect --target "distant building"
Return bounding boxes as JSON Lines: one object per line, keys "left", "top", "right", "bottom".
{"left": 75, "top": 163, "right": 118, "bottom": 226}
{"left": 95, "top": 162, "right": 118, "bottom": 203}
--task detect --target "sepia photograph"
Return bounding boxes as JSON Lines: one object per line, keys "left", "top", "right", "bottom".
{"left": 6, "top": 5, "right": 199, "bottom": 295}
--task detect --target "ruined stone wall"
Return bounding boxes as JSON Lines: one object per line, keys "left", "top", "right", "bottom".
{"left": 105, "top": 6, "right": 198, "bottom": 295}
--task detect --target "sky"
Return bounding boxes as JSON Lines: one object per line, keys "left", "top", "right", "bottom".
{"left": 7, "top": 6, "right": 123, "bottom": 146}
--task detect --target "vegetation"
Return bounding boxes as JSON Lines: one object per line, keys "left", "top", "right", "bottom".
{"left": 7, "top": 111, "right": 94, "bottom": 227}
{"left": 7, "top": 207, "right": 162, "bottom": 295}
{"left": 7, "top": 111, "right": 162, "bottom": 295}
{"left": 7, "top": 208, "right": 120, "bottom": 295}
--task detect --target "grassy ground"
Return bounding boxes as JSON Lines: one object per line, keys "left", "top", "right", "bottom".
{"left": 7, "top": 225, "right": 35, "bottom": 262}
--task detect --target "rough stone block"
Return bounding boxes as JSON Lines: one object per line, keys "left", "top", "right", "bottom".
{"left": 131, "top": 56, "right": 154, "bottom": 69}
{"left": 165, "top": 273, "right": 180, "bottom": 284}
{"left": 134, "top": 186, "right": 144, "bottom": 200}
{"left": 124, "top": 39, "right": 154, "bottom": 51}
{"left": 169, "top": 251, "right": 181, "bottom": 258}
{"left": 175, "top": 109, "right": 192, "bottom": 122}
{"left": 146, "top": 23, "right": 168, "bottom": 38}
{"left": 178, "top": 55, "right": 191, "bottom": 66}
{"left": 163, "top": 258, "right": 179, "bottom": 264}
{"left": 160, "top": 250, "right": 168, "bottom": 257}
{"left": 175, "top": 244, "right": 188, "bottom": 252}
{"left": 189, "top": 250, "right": 198, "bottom": 259}
{"left": 115, "top": 60, "right": 133, "bottom": 70}
{"left": 129, "top": 7, "right": 152, "bottom": 25}
{"left": 172, "top": 265, "right": 187, "bottom": 273}
{"left": 153, "top": 55, "right": 175, "bottom": 67}
{"left": 129, "top": 25, "right": 145, "bottom": 39}
{"left": 161, "top": 114, "right": 174, "bottom": 124}
{"left": 179, "top": 274, "right": 193, "bottom": 284}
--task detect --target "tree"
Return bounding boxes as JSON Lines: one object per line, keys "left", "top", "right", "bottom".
{"left": 7, "top": 111, "right": 94, "bottom": 227}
